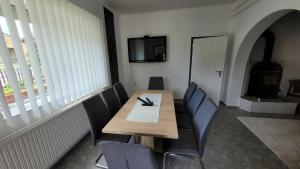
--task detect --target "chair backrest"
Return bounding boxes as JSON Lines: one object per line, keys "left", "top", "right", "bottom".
{"left": 101, "top": 88, "right": 121, "bottom": 116}
{"left": 113, "top": 82, "right": 129, "bottom": 106}
{"left": 183, "top": 82, "right": 197, "bottom": 109}
{"left": 148, "top": 77, "right": 164, "bottom": 90}
{"left": 82, "top": 95, "right": 111, "bottom": 145}
{"left": 192, "top": 98, "right": 218, "bottom": 158}
{"left": 187, "top": 88, "right": 206, "bottom": 117}
{"left": 101, "top": 141, "right": 159, "bottom": 169}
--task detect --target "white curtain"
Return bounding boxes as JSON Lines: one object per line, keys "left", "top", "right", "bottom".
{"left": 0, "top": 0, "right": 109, "bottom": 125}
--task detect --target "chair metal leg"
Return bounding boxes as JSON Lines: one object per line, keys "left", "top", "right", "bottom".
{"left": 163, "top": 152, "right": 203, "bottom": 169}
{"left": 95, "top": 153, "right": 108, "bottom": 169}
{"left": 200, "top": 159, "right": 205, "bottom": 169}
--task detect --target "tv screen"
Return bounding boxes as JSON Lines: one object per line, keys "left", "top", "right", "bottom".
{"left": 128, "top": 36, "right": 167, "bottom": 62}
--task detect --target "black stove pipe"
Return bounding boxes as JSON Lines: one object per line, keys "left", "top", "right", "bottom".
{"left": 261, "top": 30, "right": 275, "bottom": 63}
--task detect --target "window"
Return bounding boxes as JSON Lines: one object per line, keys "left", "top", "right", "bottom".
{"left": 0, "top": 0, "right": 109, "bottom": 125}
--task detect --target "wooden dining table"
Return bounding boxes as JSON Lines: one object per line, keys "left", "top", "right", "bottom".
{"left": 102, "top": 90, "right": 178, "bottom": 151}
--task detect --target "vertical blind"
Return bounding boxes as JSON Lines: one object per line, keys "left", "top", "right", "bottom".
{"left": 0, "top": 0, "right": 109, "bottom": 125}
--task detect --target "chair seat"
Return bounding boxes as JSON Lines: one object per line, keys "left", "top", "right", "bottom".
{"left": 97, "top": 134, "right": 132, "bottom": 144}
{"left": 174, "top": 102, "right": 185, "bottom": 114}
{"left": 176, "top": 113, "right": 193, "bottom": 129}
{"left": 164, "top": 129, "right": 198, "bottom": 154}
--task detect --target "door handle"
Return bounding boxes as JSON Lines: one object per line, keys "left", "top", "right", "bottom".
{"left": 215, "top": 71, "right": 222, "bottom": 77}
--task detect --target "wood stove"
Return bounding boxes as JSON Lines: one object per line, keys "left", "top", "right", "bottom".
{"left": 247, "top": 30, "right": 283, "bottom": 99}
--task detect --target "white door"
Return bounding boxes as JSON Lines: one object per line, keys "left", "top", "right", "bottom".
{"left": 190, "top": 36, "right": 228, "bottom": 105}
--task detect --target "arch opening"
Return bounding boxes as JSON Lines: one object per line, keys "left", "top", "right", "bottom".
{"left": 236, "top": 10, "right": 300, "bottom": 114}
{"left": 226, "top": 9, "right": 297, "bottom": 106}
{"left": 241, "top": 10, "right": 300, "bottom": 99}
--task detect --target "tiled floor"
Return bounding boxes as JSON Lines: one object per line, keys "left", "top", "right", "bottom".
{"left": 51, "top": 133, "right": 101, "bottom": 169}
{"left": 51, "top": 106, "right": 299, "bottom": 169}
{"left": 203, "top": 106, "right": 299, "bottom": 169}
{"left": 238, "top": 117, "right": 300, "bottom": 169}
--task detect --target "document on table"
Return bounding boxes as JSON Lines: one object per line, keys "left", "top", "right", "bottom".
{"left": 126, "top": 93, "right": 162, "bottom": 123}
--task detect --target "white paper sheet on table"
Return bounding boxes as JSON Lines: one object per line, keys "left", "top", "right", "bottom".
{"left": 126, "top": 93, "right": 162, "bottom": 123}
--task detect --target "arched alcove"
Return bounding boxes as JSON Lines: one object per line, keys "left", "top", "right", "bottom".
{"left": 241, "top": 11, "right": 300, "bottom": 99}
{"left": 225, "top": 5, "right": 299, "bottom": 106}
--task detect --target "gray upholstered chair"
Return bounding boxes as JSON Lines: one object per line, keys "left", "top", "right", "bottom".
{"left": 176, "top": 88, "right": 206, "bottom": 129}
{"left": 148, "top": 77, "right": 164, "bottom": 90}
{"left": 192, "top": 98, "right": 218, "bottom": 159}
{"left": 186, "top": 88, "right": 207, "bottom": 117}
{"left": 100, "top": 141, "right": 201, "bottom": 169}
{"left": 101, "top": 87, "right": 122, "bottom": 116}
{"left": 175, "top": 82, "right": 197, "bottom": 113}
{"left": 82, "top": 95, "right": 132, "bottom": 168}
{"left": 100, "top": 141, "right": 160, "bottom": 169}
{"left": 113, "top": 82, "right": 129, "bottom": 106}
{"left": 83, "top": 95, "right": 112, "bottom": 145}
{"left": 164, "top": 98, "right": 218, "bottom": 169}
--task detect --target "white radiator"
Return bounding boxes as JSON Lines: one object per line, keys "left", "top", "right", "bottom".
{"left": 0, "top": 104, "right": 90, "bottom": 169}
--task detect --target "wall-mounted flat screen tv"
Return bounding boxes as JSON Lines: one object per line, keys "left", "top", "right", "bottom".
{"left": 128, "top": 36, "right": 167, "bottom": 63}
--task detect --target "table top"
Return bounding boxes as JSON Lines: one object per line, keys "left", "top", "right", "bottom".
{"left": 102, "top": 90, "right": 178, "bottom": 139}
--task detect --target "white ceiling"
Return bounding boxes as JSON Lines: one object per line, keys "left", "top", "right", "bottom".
{"left": 104, "top": 0, "right": 236, "bottom": 14}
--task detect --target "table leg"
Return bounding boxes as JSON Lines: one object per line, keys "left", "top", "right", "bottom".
{"left": 141, "top": 136, "right": 154, "bottom": 149}
{"left": 140, "top": 136, "right": 163, "bottom": 153}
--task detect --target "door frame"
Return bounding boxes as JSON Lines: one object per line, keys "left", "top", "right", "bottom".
{"left": 188, "top": 35, "right": 228, "bottom": 84}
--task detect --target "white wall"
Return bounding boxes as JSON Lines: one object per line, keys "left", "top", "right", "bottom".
{"left": 117, "top": 5, "right": 231, "bottom": 98}
{"left": 224, "top": 0, "right": 300, "bottom": 106}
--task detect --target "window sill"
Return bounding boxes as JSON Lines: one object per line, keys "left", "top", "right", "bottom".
{"left": 0, "top": 88, "right": 105, "bottom": 145}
